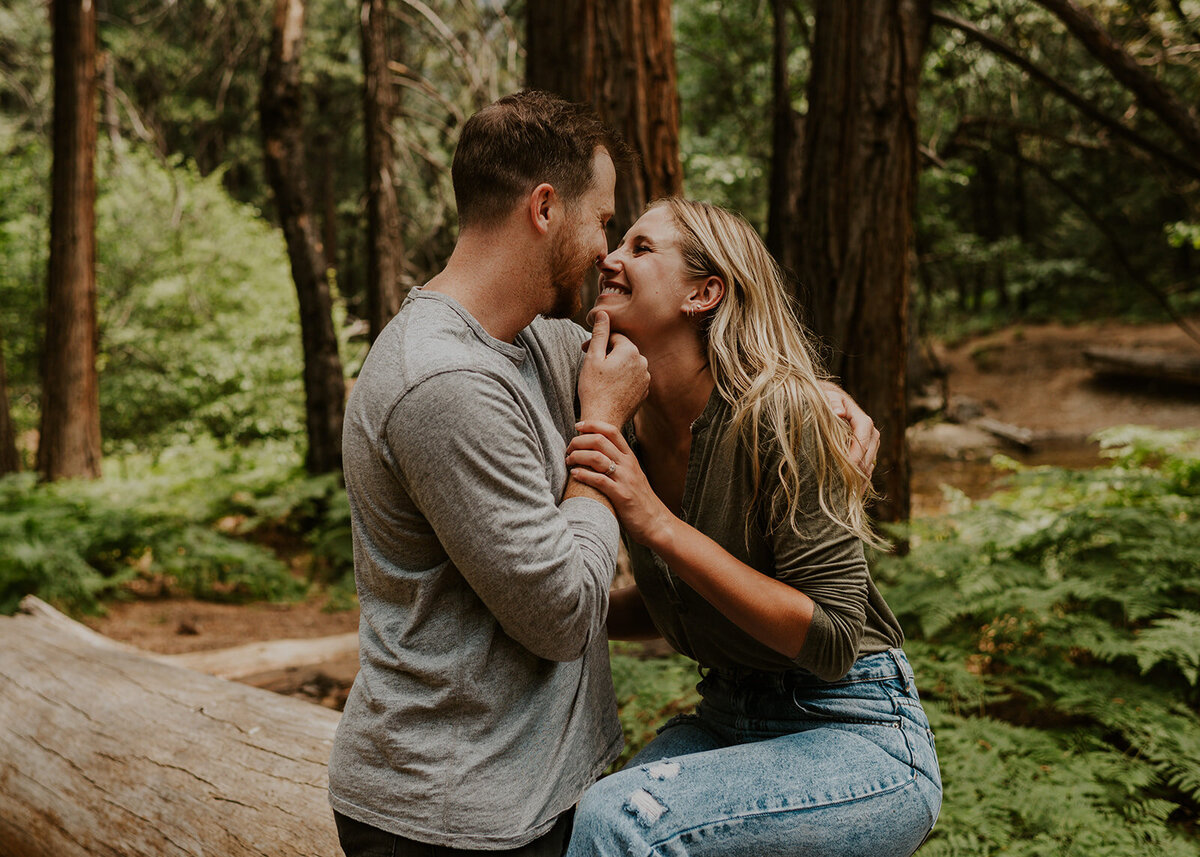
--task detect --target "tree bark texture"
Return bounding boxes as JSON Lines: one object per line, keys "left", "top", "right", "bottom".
{"left": 0, "top": 597, "right": 342, "bottom": 857}
{"left": 526, "top": 0, "right": 683, "bottom": 236}
{"left": 794, "top": 0, "right": 931, "bottom": 522}
{"left": 0, "top": 323, "right": 20, "bottom": 474}
{"left": 38, "top": 0, "right": 101, "bottom": 482}
{"left": 361, "top": 0, "right": 405, "bottom": 343}
{"left": 1034, "top": 0, "right": 1200, "bottom": 165}
{"left": 767, "top": 0, "right": 801, "bottom": 270}
{"left": 261, "top": 0, "right": 346, "bottom": 474}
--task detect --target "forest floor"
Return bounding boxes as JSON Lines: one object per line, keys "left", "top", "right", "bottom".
{"left": 82, "top": 317, "right": 1200, "bottom": 705}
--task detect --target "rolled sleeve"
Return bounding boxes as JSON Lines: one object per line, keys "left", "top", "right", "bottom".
{"left": 769, "top": 480, "right": 869, "bottom": 681}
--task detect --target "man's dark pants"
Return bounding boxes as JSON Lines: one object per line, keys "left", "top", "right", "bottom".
{"left": 334, "top": 810, "right": 574, "bottom": 857}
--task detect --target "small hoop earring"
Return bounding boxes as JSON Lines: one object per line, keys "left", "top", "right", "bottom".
{"left": 684, "top": 305, "right": 697, "bottom": 318}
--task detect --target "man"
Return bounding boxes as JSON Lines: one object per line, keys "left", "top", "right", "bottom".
{"left": 328, "top": 90, "right": 648, "bottom": 856}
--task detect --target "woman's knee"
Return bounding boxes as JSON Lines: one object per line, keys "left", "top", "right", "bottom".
{"left": 575, "top": 768, "right": 635, "bottom": 828}
{"left": 567, "top": 772, "right": 642, "bottom": 857}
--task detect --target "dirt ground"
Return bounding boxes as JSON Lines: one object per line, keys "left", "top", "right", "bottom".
{"left": 84, "top": 318, "right": 1200, "bottom": 670}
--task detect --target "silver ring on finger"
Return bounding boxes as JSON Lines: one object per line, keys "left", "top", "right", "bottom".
{"left": 606, "top": 460, "right": 617, "bottom": 476}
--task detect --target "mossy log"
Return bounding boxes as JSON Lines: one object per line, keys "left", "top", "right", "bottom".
{"left": 0, "top": 596, "right": 343, "bottom": 857}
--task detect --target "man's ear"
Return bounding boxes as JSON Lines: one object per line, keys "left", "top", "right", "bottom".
{"left": 688, "top": 275, "right": 725, "bottom": 314}
{"left": 527, "top": 183, "right": 556, "bottom": 236}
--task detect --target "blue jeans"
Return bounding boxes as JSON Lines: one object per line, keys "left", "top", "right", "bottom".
{"left": 567, "top": 649, "right": 941, "bottom": 857}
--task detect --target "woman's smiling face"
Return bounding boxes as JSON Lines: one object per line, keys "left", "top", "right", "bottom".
{"left": 593, "top": 205, "right": 692, "bottom": 342}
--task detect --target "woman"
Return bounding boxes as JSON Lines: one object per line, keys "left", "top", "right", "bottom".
{"left": 564, "top": 198, "right": 941, "bottom": 857}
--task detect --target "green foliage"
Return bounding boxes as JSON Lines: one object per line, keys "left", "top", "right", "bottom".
{"left": 96, "top": 149, "right": 307, "bottom": 448}
{"left": 0, "top": 438, "right": 359, "bottom": 615}
{"left": 0, "top": 133, "right": 49, "bottom": 454}
{"left": 608, "top": 642, "right": 701, "bottom": 768}
{"left": 1165, "top": 221, "right": 1200, "bottom": 251}
{"left": 674, "top": 0, "right": 804, "bottom": 228}
{"left": 918, "top": 703, "right": 1199, "bottom": 857}
{"left": 875, "top": 426, "right": 1200, "bottom": 851}
{"left": 917, "top": 0, "right": 1200, "bottom": 335}
{"left": 0, "top": 136, "right": 310, "bottom": 451}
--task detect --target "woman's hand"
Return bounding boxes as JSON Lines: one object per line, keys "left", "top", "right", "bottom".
{"left": 566, "top": 420, "right": 676, "bottom": 548}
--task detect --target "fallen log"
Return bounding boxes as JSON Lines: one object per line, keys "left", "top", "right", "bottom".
{"left": 970, "top": 416, "right": 1036, "bottom": 451}
{"left": 1083, "top": 346, "right": 1200, "bottom": 387}
{"left": 162, "top": 632, "right": 359, "bottom": 681}
{"left": 18, "top": 590, "right": 361, "bottom": 682}
{"left": 0, "top": 596, "right": 343, "bottom": 857}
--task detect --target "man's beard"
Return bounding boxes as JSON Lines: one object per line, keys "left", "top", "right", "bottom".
{"left": 544, "top": 229, "right": 593, "bottom": 320}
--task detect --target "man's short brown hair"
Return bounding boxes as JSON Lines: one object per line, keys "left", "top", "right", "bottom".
{"left": 452, "top": 90, "right": 631, "bottom": 228}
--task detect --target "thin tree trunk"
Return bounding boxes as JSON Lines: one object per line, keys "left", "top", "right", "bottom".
{"left": 261, "top": 0, "right": 346, "bottom": 475}
{"left": 316, "top": 91, "right": 338, "bottom": 282}
{"left": 0, "top": 323, "right": 20, "bottom": 475}
{"left": 794, "top": 0, "right": 931, "bottom": 523}
{"left": 362, "top": 0, "right": 404, "bottom": 343}
{"left": 39, "top": 0, "right": 101, "bottom": 483}
{"left": 767, "top": 0, "right": 800, "bottom": 271}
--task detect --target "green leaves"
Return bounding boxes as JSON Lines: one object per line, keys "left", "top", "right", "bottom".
{"left": 0, "top": 439, "right": 351, "bottom": 615}
{"left": 608, "top": 641, "right": 702, "bottom": 769}
{"left": 878, "top": 426, "right": 1200, "bottom": 851}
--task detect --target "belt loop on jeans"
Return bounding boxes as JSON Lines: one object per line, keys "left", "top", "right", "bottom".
{"left": 887, "top": 648, "right": 915, "bottom": 695}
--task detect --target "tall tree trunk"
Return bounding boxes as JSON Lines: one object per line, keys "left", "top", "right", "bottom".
{"left": 261, "top": 0, "right": 346, "bottom": 475}
{"left": 39, "top": 0, "right": 101, "bottom": 483}
{"left": 767, "top": 0, "right": 800, "bottom": 271}
{"left": 526, "top": 0, "right": 683, "bottom": 236}
{"left": 316, "top": 91, "right": 338, "bottom": 283}
{"left": 361, "top": 0, "right": 405, "bottom": 343}
{"left": 0, "top": 324, "right": 20, "bottom": 475}
{"left": 794, "top": 0, "right": 931, "bottom": 523}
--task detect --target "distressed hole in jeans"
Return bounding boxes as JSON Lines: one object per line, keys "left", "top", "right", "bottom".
{"left": 625, "top": 788, "right": 668, "bottom": 826}
{"left": 645, "top": 761, "right": 681, "bottom": 781}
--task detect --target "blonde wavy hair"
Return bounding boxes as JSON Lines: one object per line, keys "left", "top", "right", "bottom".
{"left": 654, "top": 197, "right": 881, "bottom": 547}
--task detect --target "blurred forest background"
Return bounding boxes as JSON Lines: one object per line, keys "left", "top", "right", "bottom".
{"left": 2, "top": 1, "right": 1200, "bottom": 854}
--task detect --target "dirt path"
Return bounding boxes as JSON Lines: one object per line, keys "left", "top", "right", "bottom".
{"left": 85, "top": 318, "right": 1200, "bottom": 656}
{"left": 910, "top": 317, "right": 1199, "bottom": 515}
{"left": 929, "top": 318, "right": 1200, "bottom": 435}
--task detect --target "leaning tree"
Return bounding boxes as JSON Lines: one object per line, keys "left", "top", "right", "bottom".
{"left": 260, "top": 0, "right": 346, "bottom": 474}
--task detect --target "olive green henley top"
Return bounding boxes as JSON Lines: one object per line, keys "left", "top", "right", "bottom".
{"left": 626, "top": 388, "right": 904, "bottom": 681}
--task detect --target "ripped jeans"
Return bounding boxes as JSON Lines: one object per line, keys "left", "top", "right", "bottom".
{"left": 566, "top": 649, "right": 941, "bottom": 857}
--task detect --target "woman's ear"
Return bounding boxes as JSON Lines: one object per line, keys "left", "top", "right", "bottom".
{"left": 688, "top": 275, "right": 725, "bottom": 314}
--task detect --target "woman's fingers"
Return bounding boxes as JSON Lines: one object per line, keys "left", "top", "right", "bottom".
{"left": 574, "top": 420, "right": 632, "bottom": 454}
{"left": 566, "top": 431, "right": 624, "bottom": 463}
{"left": 566, "top": 448, "right": 619, "bottom": 477}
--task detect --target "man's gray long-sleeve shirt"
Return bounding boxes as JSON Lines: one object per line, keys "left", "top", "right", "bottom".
{"left": 328, "top": 289, "right": 623, "bottom": 849}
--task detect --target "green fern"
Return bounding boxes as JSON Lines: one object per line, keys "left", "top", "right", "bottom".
{"left": 879, "top": 427, "right": 1200, "bottom": 852}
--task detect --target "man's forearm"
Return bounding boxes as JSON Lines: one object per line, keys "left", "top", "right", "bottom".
{"left": 564, "top": 475, "right": 615, "bottom": 514}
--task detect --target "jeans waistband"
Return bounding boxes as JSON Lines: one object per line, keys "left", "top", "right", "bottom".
{"left": 704, "top": 649, "right": 915, "bottom": 693}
